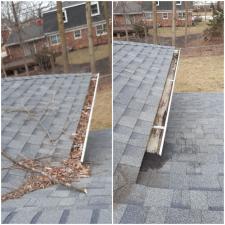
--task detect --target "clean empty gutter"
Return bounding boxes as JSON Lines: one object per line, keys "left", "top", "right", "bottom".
{"left": 147, "top": 49, "right": 180, "bottom": 155}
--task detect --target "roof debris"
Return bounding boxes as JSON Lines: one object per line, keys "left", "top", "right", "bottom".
{"left": 1, "top": 73, "right": 99, "bottom": 201}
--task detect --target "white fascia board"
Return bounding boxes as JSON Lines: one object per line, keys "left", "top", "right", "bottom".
{"left": 80, "top": 73, "right": 100, "bottom": 163}
{"left": 158, "top": 49, "right": 181, "bottom": 156}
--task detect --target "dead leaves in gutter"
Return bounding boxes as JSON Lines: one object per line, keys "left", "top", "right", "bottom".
{"left": 2, "top": 75, "right": 97, "bottom": 202}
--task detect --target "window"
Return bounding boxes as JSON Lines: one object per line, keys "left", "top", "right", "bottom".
{"left": 145, "top": 12, "right": 152, "bottom": 19}
{"left": 156, "top": 1, "right": 159, "bottom": 6}
{"left": 62, "top": 10, "right": 68, "bottom": 23}
{"left": 96, "top": 23, "right": 107, "bottom": 36}
{"left": 50, "top": 34, "right": 60, "bottom": 45}
{"left": 91, "top": 2, "right": 100, "bottom": 16}
{"left": 74, "top": 30, "right": 82, "bottom": 39}
{"left": 176, "top": 1, "right": 182, "bottom": 5}
{"left": 162, "top": 13, "right": 168, "bottom": 19}
{"left": 178, "top": 12, "right": 185, "bottom": 19}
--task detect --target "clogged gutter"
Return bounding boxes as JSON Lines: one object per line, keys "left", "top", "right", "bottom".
{"left": 147, "top": 50, "right": 180, "bottom": 155}
{"left": 1, "top": 74, "right": 99, "bottom": 201}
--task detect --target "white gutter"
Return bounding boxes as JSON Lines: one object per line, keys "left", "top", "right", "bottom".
{"left": 80, "top": 73, "right": 100, "bottom": 163}
{"left": 158, "top": 49, "right": 181, "bottom": 156}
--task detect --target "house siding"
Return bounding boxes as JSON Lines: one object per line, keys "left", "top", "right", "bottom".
{"left": 6, "top": 38, "right": 47, "bottom": 60}
{"left": 113, "top": 1, "right": 193, "bottom": 32}
{"left": 113, "top": 11, "right": 192, "bottom": 33}
{"left": 48, "top": 25, "right": 109, "bottom": 52}
{"left": 43, "top": 2, "right": 111, "bottom": 34}
{"left": 143, "top": 11, "right": 192, "bottom": 27}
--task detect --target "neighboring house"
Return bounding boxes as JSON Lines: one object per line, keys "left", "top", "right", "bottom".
{"left": 5, "top": 20, "right": 47, "bottom": 60}
{"left": 1, "top": 25, "right": 11, "bottom": 46}
{"left": 43, "top": 1, "right": 111, "bottom": 52}
{"left": 113, "top": 1, "right": 193, "bottom": 35}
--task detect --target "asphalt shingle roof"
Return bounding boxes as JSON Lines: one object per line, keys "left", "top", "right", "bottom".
{"left": 114, "top": 93, "right": 224, "bottom": 224}
{"left": 1, "top": 74, "right": 112, "bottom": 223}
{"left": 2, "top": 129, "right": 112, "bottom": 224}
{"left": 2, "top": 74, "right": 91, "bottom": 192}
{"left": 6, "top": 23, "right": 44, "bottom": 46}
{"left": 113, "top": 41, "right": 174, "bottom": 190}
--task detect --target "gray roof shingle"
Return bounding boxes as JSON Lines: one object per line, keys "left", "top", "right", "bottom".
{"left": 6, "top": 23, "right": 44, "bottom": 46}
{"left": 113, "top": 41, "right": 174, "bottom": 190}
{"left": 2, "top": 129, "right": 112, "bottom": 224}
{"left": 114, "top": 93, "right": 224, "bottom": 224}
{"left": 2, "top": 73, "right": 91, "bottom": 191}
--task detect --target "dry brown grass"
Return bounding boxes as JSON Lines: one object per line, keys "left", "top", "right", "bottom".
{"left": 175, "top": 55, "right": 224, "bottom": 92}
{"left": 152, "top": 22, "right": 208, "bottom": 37}
{"left": 91, "top": 78, "right": 112, "bottom": 130}
{"left": 56, "top": 44, "right": 109, "bottom": 65}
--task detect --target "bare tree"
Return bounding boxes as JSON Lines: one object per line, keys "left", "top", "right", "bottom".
{"left": 152, "top": 1, "right": 158, "bottom": 44}
{"left": 204, "top": 1, "right": 207, "bottom": 22}
{"left": 120, "top": 2, "right": 129, "bottom": 41}
{"left": 103, "top": 1, "right": 112, "bottom": 70}
{"left": 172, "top": 1, "right": 176, "bottom": 46}
{"left": 11, "top": 1, "right": 29, "bottom": 76}
{"left": 185, "top": 1, "right": 189, "bottom": 47}
{"left": 85, "top": 2, "right": 96, "bottom": 74}
{"left": 29, "top": 2, "right": 55, "bottom": 19}
{"left": 56, "top": 1, "right": 69, "bottom": 73}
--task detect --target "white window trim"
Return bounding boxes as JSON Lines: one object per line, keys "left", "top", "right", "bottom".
{"left": 178, "top": 12, "right": 185, "bottom": 19}
{"left": 145, "top": 12, "right": 152, "bottom": 20}
{"left": 63, "top": 9, "right": 68, "bottom": 23}
{"left": 74, "top": 29, "right": 82, "bottom": 40}
{"left": 96, "top": 23, "right": 107, "bottom": 36}
{"left": 176, "top": 1, "right": 182, "bottom": 5}
{"left": 91, "top": 2, "right": 100, "bottom": 17}
{"left": 156, "top": 1, "right": 159, "bottom": 6}
{"left": 49, "top": 34, "right": 60, "bottom": 45}
{"left": 162, "top": 12, "right": 168, "bottom": 19}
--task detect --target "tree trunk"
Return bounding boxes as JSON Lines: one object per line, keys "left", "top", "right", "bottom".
{"left": 56, "top": 1, "right": 69, "bottom": 73}
{"left": 185, "top": 1, "right": 189, "bottom": 48}
{"left": 103, "top": 1, "right": 112, "bottom": 70}
{"left": 144, "top": 26, "right": 148, "bottom": 43}
{"left": 124, "top": 15, "right": 129, "bottom": 41}
{"left": 85, "top": 2, "right": 96, "bottom": 74}
{"left": 2, "top": 59, "right": 7, "bottom": 77}
{"left": 204, "top": 1, "right": 207, "bottom": 21}
{"left": 172, "top": 1, "right": 176, "bottom": 47}
{"left": 11, "top": 1, "right": 29, "bottom": 76}
{"left": 152, "top": 1, "right": 158, "bottom": 44}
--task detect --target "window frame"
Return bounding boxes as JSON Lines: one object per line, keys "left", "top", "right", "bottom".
{"left": 62, "top": 9, "right": 68, "bottom": 23}
{"left": 178, "top": 12, "right": 185, "bottom": 19}
{"left": 162, "top": 12, "right": 168, "bottom": 19}
{"left": 96, "top": 23, "right": 107, "bottom": 36}
{"left": 176, "top": 1, "right": 182, "bottom": 5}
{"left": 145, "top": 12, "right": 152, "bottom": 19}
{"left": 91, "top": 2, "right": 100, "bottom": 16}
{"left": 49, "top": 34, "right": 60, "bottom": 45}
{"left": 74, "top": 29, "right": 82, "bottom": 40}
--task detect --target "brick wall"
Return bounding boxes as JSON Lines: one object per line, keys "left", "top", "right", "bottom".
{"left": 6, "top": 38, "right": 48, "bottom": 60}
{"left": 49, "top": 26, "right": 109, "bottom": 53}
{"left": 143, "top": 12, "right": 192, "bottom": 27}
{"left": 6, "top": 24, "right": 110, "bottom": 59}
{"left": 114, "top": 11, "right": 192, "bottom": 29}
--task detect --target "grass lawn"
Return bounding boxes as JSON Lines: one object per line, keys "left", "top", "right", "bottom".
{"left": 91, "top": 79, "right": 112, "bottom": 130}
{"left": 56, "top": 44, "right": 109, "bottom": 65}
{"left": 149, "top": 22, "right": 209, "bottom": 37}
{"left": 175, "top": 55, "right": 224, "bottom": 92}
